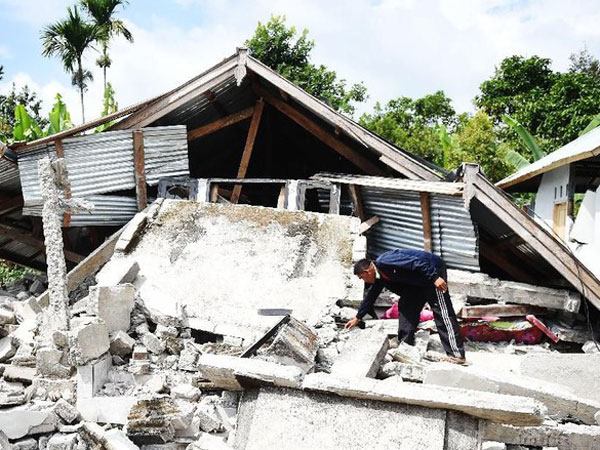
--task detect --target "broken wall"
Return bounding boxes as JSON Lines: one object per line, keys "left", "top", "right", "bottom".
{"left": 101, "top": 200, "right": 364, "bottom": 341}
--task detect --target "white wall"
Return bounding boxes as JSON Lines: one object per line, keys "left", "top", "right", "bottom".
{"left": 534, "top": 165, "right": 572, "bottom": 232}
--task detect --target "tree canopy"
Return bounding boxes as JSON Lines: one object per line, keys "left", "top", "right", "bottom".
{"left": 246, "top": 15, "right": 367, "bottom": 115}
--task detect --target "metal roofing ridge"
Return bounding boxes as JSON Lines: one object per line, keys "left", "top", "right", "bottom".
{"left": 497, "top": 125, "right": 600, "bottom": 189}
{"left": 245, "top": 55, "right": 443, "bottom": 181}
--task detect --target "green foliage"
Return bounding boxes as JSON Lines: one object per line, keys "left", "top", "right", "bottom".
{"left": 359, "top": 91, "right": 456, "bottom": 166}
{"left": 0, "top": 65, "right": 46, "bottom": 142}
{"left": 41, "top": 6, "right": 104, "bottom": 122}
{"left": 79, "top": 0, "right": 133, "bottom": 88}
{"left": 95, "top": 82, "right": 118, "bottom": 132}
{"left": 12, "top": 94, "right": 73, "bottom": 142}
{"left": 581, "top": 113, "right": 600, "bottom": 136}
{"left": 246, "top": 16, "right": 366, "bottom": 115}
{"left": 0, "top": 260, "right": 32, "bottom": 285}
{"left": 502, "top": 114, "right": 544, "bottom": 161}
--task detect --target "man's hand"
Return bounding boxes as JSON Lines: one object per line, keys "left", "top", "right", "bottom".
{"left": 434, "top": 277, "right": 448, "bottom": 292}
{"left": 345, "top": 317, "right": 361, "bottom": 329}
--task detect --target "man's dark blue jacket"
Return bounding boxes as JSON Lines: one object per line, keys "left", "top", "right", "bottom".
{"left": 356, "top": 249, "right": 445, "bottom": 319}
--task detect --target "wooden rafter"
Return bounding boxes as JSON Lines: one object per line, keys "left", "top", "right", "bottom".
{"left": 420, "top": 192, "right": 432, "bottom": 252}
{"left": 204, "top": 90, "right": 229, "bottom": 117}
{"left": 188, "top": 107, "right": 255, "bottom": 142}
{"left": 133, "top": 130, "right": 147, "bottom": 211}
{"left": 254, "top": 86, "right": 385, "bottom": 176}
{"left": 231, "top": 99, "right": 265, "bottom": 204}
{"left": 0, "top": 223, "right": 84, "bottom": 264}
{"left": 348, "top": 184, "right": 365, "bottom": 221}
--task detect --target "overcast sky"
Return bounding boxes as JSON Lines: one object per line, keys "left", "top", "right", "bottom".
{"left": 1, "top": 0, "right": 599, "bottom": 125}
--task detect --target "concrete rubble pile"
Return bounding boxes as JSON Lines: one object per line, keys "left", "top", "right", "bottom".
{"left": 0, "top": 199, "right": 599, "bottom": 449}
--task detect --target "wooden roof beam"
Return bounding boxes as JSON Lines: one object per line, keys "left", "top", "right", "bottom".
{"left": 0, "top": 223, "right": 84, "bottom": 264}
{"left": 254, "top": 86, "right": 385, "bottom": 176}
{"left": 188, "top": 106, "right": 255, "bottom": 142}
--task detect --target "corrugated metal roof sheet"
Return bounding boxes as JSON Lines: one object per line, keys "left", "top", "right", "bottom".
{"left": 0, "top": 159, "right": 20, "bottom": 191}
{"left": 17, "top": 126, "right": 188, "bottom": 208}
{"left": 497, "top": 125, "right": 600, "bottom": 189}
{"left": 312, "top": 172, "right": 464, "bottom": 196}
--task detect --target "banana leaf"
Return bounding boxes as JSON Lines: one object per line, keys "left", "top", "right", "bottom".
{"left": 580, "top": 113, "right": 600, "bottom": 136}
{"left": 502, "top": 114, "right": 544, "bottom": 162}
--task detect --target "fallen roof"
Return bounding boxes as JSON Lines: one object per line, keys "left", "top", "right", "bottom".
{"left": 497, "top": 126, "right": 600, "bottom": 190}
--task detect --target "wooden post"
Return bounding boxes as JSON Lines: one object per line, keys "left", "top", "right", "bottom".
{"left": 54, "top": 139, "right": 72, "bottom": 227}
{"left": 348, "top": 184, "right": 365, "bottom": 221}
{"left": 329, "top": 184, "right": 341, "bottom": 214}
{"left": 231, "top": 98, "right": 265, "bottom": 204}
{"left": 420, "top": 192, "right": 433, "bottom": 252}
{"left": 210, "top": 183, "right": 220, "bottom": 203}
{"left": 133, "top": 130, "right": 147, "bottom": 211}
{"left": 277, "top": 185, "right": 287, "bottom": 209}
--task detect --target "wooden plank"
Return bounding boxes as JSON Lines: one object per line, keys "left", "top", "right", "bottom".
{"left": 254, "top": 86, "right": 385, "bottom": 176}
{"left": 133, "top": 130, "right": 147, "bottom": 211}
{"left": 348, "top": 184, "right": 365, "bottom": 221}
{"left": 37, "top": 227, "right": 123, "bottom": 308}
{"left": 463, "top": 164, "right": 600, "bottom": 309}
{"left": 210, "top": 184, "right": 219, "bottom": 203}
{"left": 479, "top": 240, "right": 538, "bottom": 285}
{"left": 420, "top": 192, "right": 432, "bottom": 252}
{"left": 0, "top": 223, "right": 84, "bottom": 264}
{"left": 328, "top": 184, "right": 341, "bottom": 214}
{"left": 552, "top": 201, "right": 568, "bottom": 240}
{"left": 54, "top": 139, "right": 72, "bottom": 227}
{"left": 359, "top": 216, "right": 380, "bottom": 234}
{"left": 187, "top": 106, "right": 255, "bottom": 141}
{"left": 458, "top": 304, "right": 549, "bottom": 319}
{"left": 483, "top": 421, "right": 600, "bottom": 449}
{"left": 230, "top": 99, "right": 265, "bottom": 204}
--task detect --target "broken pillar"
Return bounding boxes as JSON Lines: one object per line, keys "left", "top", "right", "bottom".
{"left": 330, "top": 326, "right": 389, "bottom": 378}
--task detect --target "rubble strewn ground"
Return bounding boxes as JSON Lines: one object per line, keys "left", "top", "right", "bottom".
{"left": 1, "top": 200, "right": 600, "bottom": 449}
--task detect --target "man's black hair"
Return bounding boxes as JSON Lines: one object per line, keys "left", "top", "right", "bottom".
{"left": 353, "top": 258, "right": 372, "bottom": 275}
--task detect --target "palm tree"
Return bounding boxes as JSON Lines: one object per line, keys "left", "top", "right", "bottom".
{"left": 80, "top": 0, "right": 133, "bottom": 89}
{"left": 41, "top": 6, "right": 103, "bottom": 122}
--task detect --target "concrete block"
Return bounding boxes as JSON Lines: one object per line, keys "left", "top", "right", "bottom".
{"left": 88, "top": 284, "right": 135, "bottom": 333}
{"left": 104, "top": 429, "right": 140, "bottom": 450}
{"left": 96, "top": 259, "right": 140, "bottom": 287}
{"left": 76, "top": 355, "right": 112, "bottom": 399}
{"left": 3, "top": 365, "right": 36, "bottom": 384}
{"left": 331, "top": 327, "right": 389, "bottom": 378}
{"left": 198, "top": 354, "right": 305, "bottom": 391}
{"left": 127, "top": 398, "right": 190, "bottom": 445}
{"left": 189, "top": 433, "right": 233, "bottom": 450}
{"left": 77, "top": 396, "right": 137, "bottom": 424}
{"left": 257, "top": 317, "right": 318, "bottom": 373}
{"left": 36, "top": 347, "right": 71, "bottom": 378}
{"left": 178, "top": 346, "right": 200, "bottom": 371}
{"left": 54, "top": 399, "right": 80, "bottom": 424}
{"left": 380, "top": 361, "right": 426, "bottom": 382}
{"left": 302, "top": 373, "right": 545, "bottom": 426}
{"left": 171, "top": 383, "right": 201, "bottom": 401}
{"left": 0, "top": 336, "right": 16, "bottom": 363}
{"left": 70, "top": 317, "right": 110, "bottom": 365}
{"left": 0, "top": 307, "right": 15, "bottom": 325}
{"left": 110, "top": 331, "right": 135, "bottom": 357}
{"left": 141, "top": 333, "right": 165, "bottom": 354}
{"left": 47, "top": 433, "right": 77, "bottom": 450}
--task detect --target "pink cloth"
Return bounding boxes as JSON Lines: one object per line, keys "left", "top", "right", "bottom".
{"left": 381, "top": 303, "right": 434, "bottom": 322}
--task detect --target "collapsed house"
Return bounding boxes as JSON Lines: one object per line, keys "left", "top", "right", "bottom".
{"left": 1, "top": 48, "right": 600, "bottom": 448}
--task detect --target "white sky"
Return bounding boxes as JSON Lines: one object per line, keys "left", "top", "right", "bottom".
{"left": 1, "top": 0, "right": 599, "bottom": 125}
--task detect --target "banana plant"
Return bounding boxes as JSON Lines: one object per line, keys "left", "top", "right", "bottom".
{"left": 502, "top": 114, "right": 545, "bottom": 171}
{"left": 12, "top": 94, "right": 73, "bottom": 142}
{"left": 48, "top": 94, "right": 73, "bottom": 135}
{"left": 580, "top": 113, "right": 600, "bottom": 136}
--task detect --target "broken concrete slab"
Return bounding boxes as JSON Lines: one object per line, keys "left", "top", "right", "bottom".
{"left": 188, "top": 433, "right": 233, "bottom": 450}
{"left": 424, "top": 365, "right": 600, "bottom": 425}
{"left": 10, "top": 437, "right": 37, "bottom": 450}
{"left": 100, "top": 201, "right": 363, "bottom": 339}
{"left": 126, "top": 397, "right": 192, "bottom": 445}
{"left": 447, "top": 269, "right": 581, "bottom": 312}
{"left": 54, "top": 398, "right": 80, "bottom": 424}
{"left": 47, "top": 433, "right": 77, "bottom": 450}
{"left": 330, "top": 326, "right": 389, "bottom": 378}
{"left": 0, "top": 336, "right": 16, "bottom": 362}
{"left": 70, "top": 317, "right": 110, "bottom": 365}
{"left": 379, "top": 361, "right": 426, "bottom": 382}
{"left": 115, "top": 212, "right": 148, "bottom": 253}
{"left": 3, "top": 365, "right": 36, "bottom": 384}
{"left": 520, "top": 353, "right": 600, "bottom": 404}
{"left": 255, "top": 317, "right": 318, "bottom": 373}
{"left": 141, "top": 332, "right": 166, "bottom": 354}
{"left": 198, "top": 354, "right": 305, "bottom": 391}
{"left": 483, "top": 421, "right": 600, "bottom": 450}
{"left": 88, "top": 284, "right": 135, "bottom": 333}
{"left": 302, "top": 373, "right": 545, "bottom": 426}
{"left": 0, "top": 403, "right": 58, "bottom": 439}
{"left": 234, "top": 386, "right": 479, "bottom": 450}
